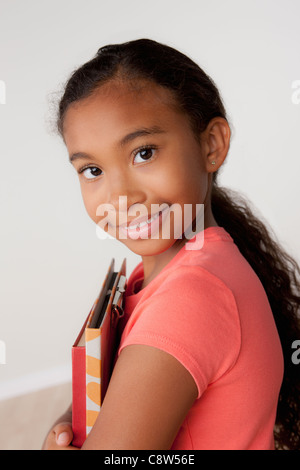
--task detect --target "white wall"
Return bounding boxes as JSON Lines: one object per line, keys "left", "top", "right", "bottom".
{"left": 0, "top": 0, "right": 299, "bottom": 399}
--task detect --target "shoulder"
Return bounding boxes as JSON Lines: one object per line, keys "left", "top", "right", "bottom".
{"left": 146, "top": 264, "right": 241, "bottom": 323}
{"left": 120, "top": 264, "right": 242, "bottom": 397}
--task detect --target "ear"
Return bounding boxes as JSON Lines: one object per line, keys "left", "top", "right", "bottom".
{"left": 201, "top": 117, "right": 231, "bottom": 173}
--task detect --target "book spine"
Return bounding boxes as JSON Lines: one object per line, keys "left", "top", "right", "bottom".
{"left": 85, "top": 328, "right": 101, "bottom": 438}
{"left": 72, "top": 346, "right": 86, "bottom": 448}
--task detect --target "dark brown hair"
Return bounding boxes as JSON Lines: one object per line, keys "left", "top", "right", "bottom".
{"left": 56, "top": 38, "right": 300, "bottom": 449}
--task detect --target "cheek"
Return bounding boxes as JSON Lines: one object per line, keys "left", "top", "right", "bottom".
{"left": 158, "top": 166, "right": 205, "bottom": 203}
{"left": 159, "top": 153, "right": 204, "bottom": 195}
{"left": 80, "top": 186, "right": 117, "bottom": 233}
{"left": 147, "top": 164, "right": 184, "bottom": 200}
{"left": 80, "top": 187, "right": 99, "bottom": 224}
{"left": 85, "top": 202, "right": 98, "bottom": 224}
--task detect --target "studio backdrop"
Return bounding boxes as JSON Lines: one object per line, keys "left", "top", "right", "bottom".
{"left": 0, "top": 0, "right": 299, "bottom": 400}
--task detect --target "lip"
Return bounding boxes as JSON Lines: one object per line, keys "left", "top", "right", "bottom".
{"left": 118, "top": 206, "right": 170, "bottom": 239}
{"left": 117, "top": 206, "right": 169, "bottom": 229}
{"left": 118, "top": 214, "right": 153, "bottom": 229}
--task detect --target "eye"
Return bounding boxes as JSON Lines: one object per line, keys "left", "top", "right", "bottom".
{"left": 79, "top": 166, "right": 102, "bottom": 180}
{"left": 133, "top": 146, "right": 157, "bottom": 164}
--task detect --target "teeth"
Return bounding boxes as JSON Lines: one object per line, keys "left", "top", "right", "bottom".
{"left": 147, "top": 212, "right": 160, "bottom": 224}
{"left": 138, "top": 220, "right": 148, "bottom": 228}
{"left": 125, "top": 211, "right": 160, "bottom": 230}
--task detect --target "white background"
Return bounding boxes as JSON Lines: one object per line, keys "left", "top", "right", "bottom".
{"left": 0, "top": 0, "right": 299, "bottom": 399}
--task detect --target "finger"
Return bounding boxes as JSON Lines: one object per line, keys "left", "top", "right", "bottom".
{"left": 54, "top": 423, "right": 73, "bottom": 446}
{"left": 56, "top": 431, "right": 72, "bottom": 446}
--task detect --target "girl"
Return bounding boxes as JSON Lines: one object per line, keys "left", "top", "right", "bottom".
{"left": 43, "top": 39, "right": 300, "bottom": 450}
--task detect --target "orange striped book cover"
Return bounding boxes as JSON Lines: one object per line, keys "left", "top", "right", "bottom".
{"left": 72, "top": 259, "right": 126, "bottom": 447}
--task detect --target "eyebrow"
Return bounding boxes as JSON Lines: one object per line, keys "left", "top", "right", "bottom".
{"left": 69, "top": 125, "right": 166, "bottom": 163}
{"left": 119, "top": 125, "right": 166, "bottom": 147}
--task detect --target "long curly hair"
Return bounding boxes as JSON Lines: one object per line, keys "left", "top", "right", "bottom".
{"left": 56, "top": 38, "right": 300, "bottom": 449}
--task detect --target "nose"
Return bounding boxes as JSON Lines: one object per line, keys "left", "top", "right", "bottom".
{"left": 105, "top": 170, "right": 146, "bottom": 214}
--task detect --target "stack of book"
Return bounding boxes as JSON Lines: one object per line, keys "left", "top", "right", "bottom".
{"left": 71, "top": 259, "right": 127, "bottom": 447}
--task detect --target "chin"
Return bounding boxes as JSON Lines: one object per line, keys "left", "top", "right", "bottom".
{"left": 119, "top": 236, "right": 178, "bottom": 257}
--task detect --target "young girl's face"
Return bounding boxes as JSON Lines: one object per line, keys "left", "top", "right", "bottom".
{"left": 63, "top": 79, "right": 214, "bottom": 257}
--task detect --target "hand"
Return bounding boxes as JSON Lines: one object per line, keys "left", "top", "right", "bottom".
{"left": 42, "top": 408, "right": 79, "bottom": 450}
{"left": 43, "top": 421, "right": 79, "bottom": 450}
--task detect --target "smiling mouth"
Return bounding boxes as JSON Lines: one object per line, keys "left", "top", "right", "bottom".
{"left": 123, "top": 210, "right": 161, "bottom": 230}
{"left": 117, "top": 206, "right": 170, "bottom": 239}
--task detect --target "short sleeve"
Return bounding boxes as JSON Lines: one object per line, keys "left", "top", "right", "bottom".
{"left": 119, "top": 266, "right": 241, "bottom": 398}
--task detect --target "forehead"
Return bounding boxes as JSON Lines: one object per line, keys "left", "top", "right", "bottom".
{"left": 62, "top": 79, "right": 186, "bottom": 143}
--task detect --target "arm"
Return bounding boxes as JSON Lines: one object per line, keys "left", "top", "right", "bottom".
{"left": 81, "top": 344, "right": 198, "bottom": 450}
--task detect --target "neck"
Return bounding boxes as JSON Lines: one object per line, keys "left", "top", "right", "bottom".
{"left": 141, "top": 206, "right": 218, "bottom": 289}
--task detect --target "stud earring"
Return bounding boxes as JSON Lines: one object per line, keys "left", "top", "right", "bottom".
{"left": 211, "top": 160, "right": 216, "bottom": 165}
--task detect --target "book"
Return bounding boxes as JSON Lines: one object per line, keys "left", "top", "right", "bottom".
{"left": 71, "top": 258, "right": 127, "bottom": 448}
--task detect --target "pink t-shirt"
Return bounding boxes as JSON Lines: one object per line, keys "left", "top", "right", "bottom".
{"left": 118, "top": 226, "right": 284, "bottom": 450}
